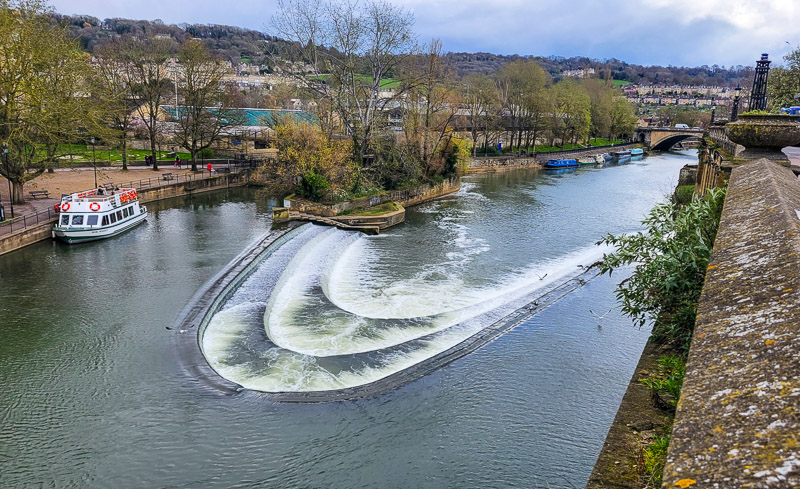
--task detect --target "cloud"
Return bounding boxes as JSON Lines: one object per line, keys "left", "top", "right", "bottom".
{"left": 50, "top": 0, "right": 800, "bottom": 67}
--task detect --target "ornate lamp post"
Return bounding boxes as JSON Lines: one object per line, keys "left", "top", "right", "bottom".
{"left": 90, "top": 136, "right": 97, "bottom": 188}
{"left": 731, "top": 86, "right": 742, "bottom": 122}
{"left": 3, "top": 143, "right": 12, "bottom": 218}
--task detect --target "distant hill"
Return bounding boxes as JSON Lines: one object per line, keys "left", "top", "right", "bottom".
{"left": 54, "top": 13, "right": 755, "bottom": 87}
{"left": 443, "top": 52, "right": 755, "bottom": 87}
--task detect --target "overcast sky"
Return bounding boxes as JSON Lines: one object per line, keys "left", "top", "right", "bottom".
{"left": 50, "top": 0, "right": 800, "bottom": 67}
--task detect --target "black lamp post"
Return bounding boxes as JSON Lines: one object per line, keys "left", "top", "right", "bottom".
{"left": 3, "top": 143, "right": 12, "bottom": 218}
{"left": 731, "top": 85, "right": 742, "bottom": 122}
{"left": 90, "top": 136, "right": 97, "bottom": 188}
{"left": 0, "top": 144, "right": 6, "bottom": 221}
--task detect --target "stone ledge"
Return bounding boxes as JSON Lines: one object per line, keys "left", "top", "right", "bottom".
{"left": 663, "top": 159, "right": 800, "bottom": 488}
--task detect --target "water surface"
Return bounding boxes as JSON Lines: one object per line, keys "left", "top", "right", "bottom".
{"left": 0, "top": 152, "right": 693, "bottom": 488}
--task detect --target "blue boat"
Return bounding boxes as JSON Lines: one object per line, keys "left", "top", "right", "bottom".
{"left": 544, "top": 159, "right": 579, "bottom": 168}
{"left": 630, "top": 148, "right": 644, "bottom": 156}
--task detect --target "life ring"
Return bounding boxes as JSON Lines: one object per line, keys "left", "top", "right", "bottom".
{"left": 89, "top": 202, "right": 100, "bottom": 211}
{"left": 61, "top": 202, "right": 70, "bottom": 212}
{"left": 131, "top": 190, "right": 137, "bottom": 199}
{"left": 120, "top": 193, "right": 128, "bottom": 203}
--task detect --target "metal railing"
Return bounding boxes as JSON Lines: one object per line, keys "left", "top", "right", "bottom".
{"left": 0, "top": 159, "right": 264, "bottom": 238}
{"left": 0, "top": 207, "right": 58, "bottom": 236}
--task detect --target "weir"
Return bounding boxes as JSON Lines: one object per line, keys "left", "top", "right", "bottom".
{"left": 179, "top": 221, "right": 605, "bottom": 402}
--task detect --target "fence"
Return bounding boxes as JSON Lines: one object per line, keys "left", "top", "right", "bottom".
{"left": 0, "top": 159, "right": 263, "bottom": 238}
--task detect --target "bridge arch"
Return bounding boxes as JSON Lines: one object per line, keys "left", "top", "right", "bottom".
{"left": 651, "top": 134, "right": 701, "bottom": 151}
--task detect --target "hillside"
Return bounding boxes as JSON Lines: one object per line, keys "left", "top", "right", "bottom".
{"left": 55, "top": 13, "right": 754, "bottom": 86}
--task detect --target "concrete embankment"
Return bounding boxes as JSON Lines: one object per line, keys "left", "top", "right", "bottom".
{"left": 0, "top": 171, "right": 250, "bottom": 256}
{"left": 467, "top": 144, "right": 640, "bottom": 173}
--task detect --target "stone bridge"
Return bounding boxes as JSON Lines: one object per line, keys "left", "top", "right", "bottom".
{"left": 635, "top": 126, "right": 705, "bottom": 150}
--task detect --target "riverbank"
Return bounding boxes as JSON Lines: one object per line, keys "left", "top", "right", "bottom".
{"left": 467, "top": 143, "right": 641, "bottom": 173}
{"left": 0, "top": 167, "right": 251, "bottom": 256}
{"left": 274, "top": 176, "right": 460, "bottom": 233}
{"left": 586, "top": 342, "right": 675, "bottom": 488}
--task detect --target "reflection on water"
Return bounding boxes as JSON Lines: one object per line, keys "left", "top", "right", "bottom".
{"left": 0, "top": 151, "right": 696, "bottom": 488}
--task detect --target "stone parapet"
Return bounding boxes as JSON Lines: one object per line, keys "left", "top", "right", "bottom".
{"left": 663, "top": 159, "right": 800, "bottom": 488}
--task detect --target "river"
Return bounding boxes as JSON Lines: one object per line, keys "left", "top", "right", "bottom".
{"left": 0, "top": 151, "right": 692, "bottom": 488}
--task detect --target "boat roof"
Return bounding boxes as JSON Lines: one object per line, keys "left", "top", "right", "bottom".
{"left": 62, "top": 188, "right": 138, "bottom": 202}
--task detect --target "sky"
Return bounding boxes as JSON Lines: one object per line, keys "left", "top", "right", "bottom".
{"left": 50, "top": 0, "right": 800, "bottom": 68}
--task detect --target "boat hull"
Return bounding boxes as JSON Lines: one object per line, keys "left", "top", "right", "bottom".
{"left": 53, "top": 211, "right": 148, "bottom": 244}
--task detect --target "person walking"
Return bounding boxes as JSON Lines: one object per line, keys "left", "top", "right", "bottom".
{"left": 174, "top": 155, "right": 181, "bottom": 168}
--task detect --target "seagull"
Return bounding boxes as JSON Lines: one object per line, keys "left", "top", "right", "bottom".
{"left": 590, "top": 308, "right": 614, "bottom": 328}
{"left": 536, "top": 273, "right": 548, "bottom": 280}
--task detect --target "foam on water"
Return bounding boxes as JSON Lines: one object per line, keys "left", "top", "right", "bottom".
{"left": 202, "top": 218, "right": 611, "bottom": 391}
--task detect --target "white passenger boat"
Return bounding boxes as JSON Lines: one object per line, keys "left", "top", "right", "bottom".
{"left": 53, "top": 187, "right": 147, "bottom": 243}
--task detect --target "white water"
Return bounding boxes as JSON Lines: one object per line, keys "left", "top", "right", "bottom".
{"left": 202, "top": 222, "right": 608, "bottom": 392}
{"left": 201, "top": 154, "right": 691, "bottom": 393}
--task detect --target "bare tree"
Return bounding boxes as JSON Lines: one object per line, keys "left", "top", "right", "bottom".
{"left": 93, "top": 39, "right": 141, "bottom": 171}
{"left": 463, "top": 73, "right": 499, "bottom": 156}
{"left": 120, "top": 36, "right": 176, "bottom": 171}
{"left": 172, "top": 39, "right": 243, "bottom": 171}
{"left": 272, "top": 0, "right": 415, "bottom": 167}
{"left": 401, "top": 40, "right": 460, "bottom": 176}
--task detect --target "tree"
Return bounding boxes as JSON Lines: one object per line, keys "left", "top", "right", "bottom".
{"left": 401, "top": 40, "right": 460, "bottom": 177}
{"left": 582, "top": 79, "right": 614, "bottom": 139}
{"left": 121, "top": 36, "right": 177, "bottom": 171}
{"left": 0, "top": 0, "right": 90, "bottom": 204}
{"left": 550, "top": 78, "right": 591, "bottom": 146}
{"left": 462, "top": 73, "right": 499, "bottom": 156}
{"left": 496, "top": 60, "right": 550, "bottom": 150}
{"left": 272, "top": 0, "right": 415, "bottom": 171}
{"left": 610, "top": 96, "right": 638, "bottom": 140}
{"left": 92, "top": 38, "right": 140, "bottom": 171}
{"left": 599, "top": 187, "right": 726, "bottom": 351}
{"left": 172, "top": 39, "right": 243, "bottom": 171}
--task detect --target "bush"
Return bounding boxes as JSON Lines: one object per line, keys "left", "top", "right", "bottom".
{"left": 672, "top": 185, "right": 695, "bottom": 206}
{"left": 640, "top": 355, "right": 685, "bottom": 411}
{"left": 199, "top": 148, "right": 214, "bottom": 159}
{"left": 599, "top": 187, "right": 726, "bottom": 351}
{"left": 299, "top": 171, "right": 330, "bottom": 201}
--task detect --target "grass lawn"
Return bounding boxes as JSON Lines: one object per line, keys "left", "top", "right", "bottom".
{"left": 340, "top": 201, "right": 400, "bottom": 216}
{"left": 613, "top": 80, "right": 632, "bottom": 87}
{"left": 51, "top": 144, "right": 191, "bottom": 164}
{"left": 308, "top": 74, "right": 400, "bottom": 89}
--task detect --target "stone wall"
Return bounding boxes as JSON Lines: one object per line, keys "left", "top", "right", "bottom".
{"left": 285, "top": 176, "right": 460, "bottom": 216}
{"left": 663, "top": 159, "right": 800, "bottom": 488}
{"left": 0, "top": 220, "right": 55, "bottom": 256}
{"left": 467, "top": 143, "right": 640, "bottom": 173}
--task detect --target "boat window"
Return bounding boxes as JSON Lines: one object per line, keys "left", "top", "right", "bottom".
{"left": 124, "top": 207, "right": 130, "bottom": 217}
{"left": 110, "top": 213, "right": 117, "bottom": 224}
{"left": 116, "top": 210, "right": 123, "bottom": 220}
{"left": 102, "top": 215, "right": 109, "bottom": 226}
{"left": 60, "top": 215, "right": 69, "bottom": 226}
{"left": 71, "top": 215, "right": 84, "bottom": 225}
{"left": 87, "top": 215, "right": 98, "bottom": 226}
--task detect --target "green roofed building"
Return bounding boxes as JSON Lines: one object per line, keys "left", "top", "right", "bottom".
{"left": 161, "top": 106, "right": 316, "bottom": 127}
{"left": 156, "top": 106, "right": 318, "bottom": 159}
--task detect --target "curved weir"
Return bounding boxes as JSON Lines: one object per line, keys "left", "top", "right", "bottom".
{"left": 186, "top": 223, "right": 604, "bottom": 401}
{"left": 180, "top": 153, "right": 694, "bottom": 401}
